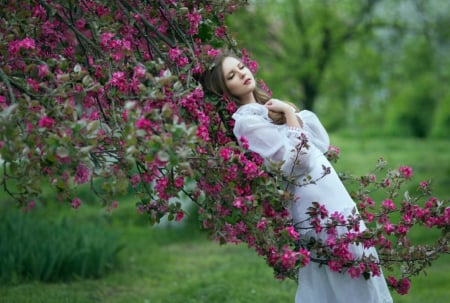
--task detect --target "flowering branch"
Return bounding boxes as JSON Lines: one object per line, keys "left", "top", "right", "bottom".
{"left": 0, "top": 1, "right": 447, "bottom": 297}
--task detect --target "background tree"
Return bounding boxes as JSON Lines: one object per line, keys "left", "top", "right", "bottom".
{"left": 227, "top": 0, "right": 450, "bottom": 137}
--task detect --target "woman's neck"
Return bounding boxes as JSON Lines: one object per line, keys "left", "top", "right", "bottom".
{"left": 239, "top": 92, "right": 256, "bottom": 105}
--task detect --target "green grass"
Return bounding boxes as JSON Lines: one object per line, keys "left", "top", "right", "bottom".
{"left": 0, "top": 136, "right": 448, "bottom": 303}
{"left": 331, "top": 136, "right": 450, "bottom": 198}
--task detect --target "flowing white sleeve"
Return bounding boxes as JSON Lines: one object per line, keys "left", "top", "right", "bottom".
{"left": 299, "top": 110, "right": 330, "bottom": 153}
{"left": 233, "top": 115, "right": 314, "bottom": 177}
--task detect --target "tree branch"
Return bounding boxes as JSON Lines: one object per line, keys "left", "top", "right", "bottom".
{"left": 37, "top": 0, "right": 106, "bottom": 57}
{"left": 116, "top": 0, "right": 176, "bottom": 48}
{"left": 0, "top": 67, "right": 16, "bottom": 104}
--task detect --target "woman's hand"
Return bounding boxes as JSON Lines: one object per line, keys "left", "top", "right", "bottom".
{"left": 265, "top": 98, "right": 296, "bottom": 114}
{"left": 265, "top": 99, "right": 303, "bottom": 128}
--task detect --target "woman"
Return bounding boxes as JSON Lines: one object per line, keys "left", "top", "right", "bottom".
{"left": 201, "top": 50, "right": 393, "bottom": 303}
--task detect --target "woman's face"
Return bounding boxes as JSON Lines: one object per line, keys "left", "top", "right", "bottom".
{"left": 221, "top": 56, "right": 256, "bottom": 103}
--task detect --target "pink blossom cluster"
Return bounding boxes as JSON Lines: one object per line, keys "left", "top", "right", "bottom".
{"left": 8, "top": 37, "right": 36, "bottom": 55}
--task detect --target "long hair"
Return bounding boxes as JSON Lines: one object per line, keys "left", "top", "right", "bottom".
{"left": 200, "top": 50, "right": 289, "bottom": 125}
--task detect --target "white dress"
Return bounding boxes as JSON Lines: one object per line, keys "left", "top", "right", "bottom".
{"left": 232, "top": 103, "right": 393, "bottom": 303}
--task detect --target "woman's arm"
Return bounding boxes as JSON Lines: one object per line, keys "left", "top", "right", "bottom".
{"left": 299, "top": 110, "right": 330, "bottom": 153}
{"left": 233, "top": 114, "right": 313, "bottom": 177}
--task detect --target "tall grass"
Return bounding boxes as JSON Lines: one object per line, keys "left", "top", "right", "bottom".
{"left": 0, "top": 209, "right": 123, "bottom": 284}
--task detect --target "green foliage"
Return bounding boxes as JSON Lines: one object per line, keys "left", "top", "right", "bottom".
{"left": 0, "top": 209, "right": 123, "bottom": 284}
{"left": 430, "top": 92, "right": 450, "bottom": 138}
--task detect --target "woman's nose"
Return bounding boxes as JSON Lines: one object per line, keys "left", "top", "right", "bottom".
{"left": 237, "top": 70, "right": 245, "bottom": 78}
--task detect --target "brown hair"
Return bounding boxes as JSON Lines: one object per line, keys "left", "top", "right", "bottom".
{"left": 200, "top": 49, "right": 289, "bottom": 125}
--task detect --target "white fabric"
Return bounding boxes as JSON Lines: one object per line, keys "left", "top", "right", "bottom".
{"left": 232, "top": 103, "right": 393, "bottom": 303}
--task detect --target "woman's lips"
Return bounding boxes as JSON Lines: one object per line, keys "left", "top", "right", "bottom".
{"left": 244, "top": 78, "right": 252, "bottom": 85}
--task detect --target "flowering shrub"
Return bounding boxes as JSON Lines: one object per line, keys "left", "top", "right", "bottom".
{"left": 0, "top": 0, "right": 448, "bottom": 295}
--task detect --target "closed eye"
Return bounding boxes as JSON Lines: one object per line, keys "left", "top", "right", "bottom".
{"left": 226, "top": 63, "right": 246, "bottom": 80}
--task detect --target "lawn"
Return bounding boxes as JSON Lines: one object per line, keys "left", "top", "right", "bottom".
{"left": 0, "top": 135, "right": 448, "bottom": 303}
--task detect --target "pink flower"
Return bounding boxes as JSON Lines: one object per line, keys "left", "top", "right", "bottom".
{"left": 248, "top": 60, "right": 259, "bottom": 74}
{"left": 425, "top": 197, "right": 438, "bottom": 208}
{"left": 239, "top": 136, "right": 249, "bottom": 149}
{"left": 365, "top": 197, "right": 375, "bottom": 207}
{"left": 281, "top": 247, "right": 298, "bottom": 269}
{"left": 348, "top": 266, "right": 362, "bottom": 278}
{"left": 397, "top": 225, "right": 408, "bottom": 235}
{"left": 28, "top": 200, "right": 36, "bottom": 209}
{"left": 402, "top": 214, "right": 413, "bottom": 224}
{"left": 197, "top": 112, "right": 210, "bottom": 125}
{"left": 175, "top": 211, "right": 184, "bottom": 222}
{"left": 220, "top": 147, "right": 232, "bottom": 161}
{"left": 399, "top": 166, "right": 413, "bottom": 179}
{"left": 75, "top": 18, "right": 86, "bottom": 30}
{"left": 286, "top": 226, "right": 299, "bottom": 240}
{"left": 215, "top": 26, "right": 227, "bottom": 38}
{"left": 256, "top": 219, "right": 267, "bottom": 230}
{"left": 187, "top": 12, "right": 201, "bottom": 35}
{"left": 326, "top": 235, "right": 336, "bottom": 247}
{"left": 71, "top": 198, "right": 82, "bottom": 209}
{"left": 112, "top": 201, "right": 119, "bottom": 209}
{"left": 110, "top": 71, "right": 128, "bottom": 92}
{"left": 21, "top": 37, "right": 35, "bottom": 49}
{"left": 298, "top": 248, "right": 310, "bottom": 266}
{"left": 169, "top": 47, "right": 183, "bottom": 61}
{"left": 174, "top": 176, "right": 184, "bottom": 188}
{"left": 133, "top": 65, "right": 146, "bottom": 78}
{"left": 311, "top": 218, "right": 323, "bottom": 233}
{"left": 328, "top": 260, "right": 343, "bottom": 272}
{"left": 381, "top": 199, "right": 396, "bottom": 211}
{"left": 95, "top": 4, "right": 110, "bottom": 17}
{"left": 365, "top": 212, "right": 375, "bottom": 223}
{"left": 328, "top": 145, "right": 340, "bottom": 154}
{"left": 226, "top": 101, "right": 237, "bottom": 114}
{"left": 369, "top": 262, "right": 381, "bottom": 277}
{"left": 38, "top": 116, "right": 55, "bottom": 129}
{"left": 38, "top": 64, "right": 49, "bottom": 77}
{"left": 9, "top": 37, "right": 36, "bottom": 55}
{"left": 74, "top": 163, "right": 91, "bottom": 184}
{"left": 155, "top": 177, "right": 169, "bottom": 199}
{"left": 243, "top": 161, "right": 258, "bottom": 179}
{"left": 207, "top": 49, "right": 220, "bottom": 57}
{"left": 176, "top": 56, "right": 189, "bottom": 68}
{"left": 100, "top": 32, "right": 115, "bottom": 48}
{"left": 318, "top": 204, "right": 329, "bottom": 219}
{"left": 136, "top": 118, "right": 152, "bottom": 131}
{"left": 383, "top": 222, "right": 395, "bottom": 235}
{"left": 130, "top": 174, "right": 141, "bottom": 188}
{"left": 386, "top": 276, "right": 398, "bottom": 287}
{"left": 233, "top": 197, "right": 245, "bottom": 209}
{"left": 32, "top": 4, "right": 46, "bottom": 20}
{"left": 397, "top": 278, "right": 411, "bottom": 295}
{"left": 27, "top": 78, "right": 39, "bottom": 92}
{"left": 196, "top": 125, "right": 210, "bottom": 141}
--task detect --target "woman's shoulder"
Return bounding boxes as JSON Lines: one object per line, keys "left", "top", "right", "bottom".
{"left": 298, "top": 109, "right": 315, "bottom": 116}
{"left": 232, "top": 103, "right": 269, "bottom": 120}
{"left": 298, "top": 109, "right": 321, "bottom": 121}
